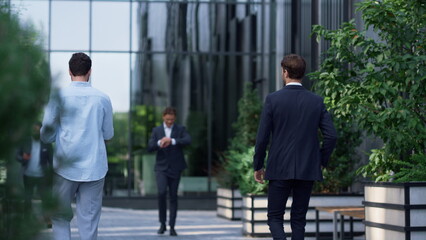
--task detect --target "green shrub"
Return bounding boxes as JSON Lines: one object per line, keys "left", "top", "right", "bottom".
{"left": 218, "top": 83, "right": 262, "bottom": 190}
{"left": 233, "top": 147, "right": 267, "bottom": 195}
{"left": 311, "top": 0, "right": 426, "bottom": 182}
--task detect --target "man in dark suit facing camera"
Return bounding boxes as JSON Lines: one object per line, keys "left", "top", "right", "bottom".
{"left": 253, "top": 54, "right": 337, "bottom": 240}
{"left": 148, "top": 107, "right": 191, "bottom": 237}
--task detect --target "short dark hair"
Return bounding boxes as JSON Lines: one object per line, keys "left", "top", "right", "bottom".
{"left": 281, "top": 54, "right": 306, "bottom": 79}
{"left": 69, "top": 52, "right": 92, "bottom": 76}
{"left": 163, "top": 107, "right": 177, "bottom": 116}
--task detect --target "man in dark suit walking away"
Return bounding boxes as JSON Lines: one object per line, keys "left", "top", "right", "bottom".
{"left": 148, "top": 107, "right": 191, "bottom": 236}
{"left": 253, "top": 54, "right": 337, "bottom": 240}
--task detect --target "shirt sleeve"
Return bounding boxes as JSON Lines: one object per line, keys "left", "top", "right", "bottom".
{"left": 102, "top": 97, "right": 114, "bottom": 140}
{"left": 40, "top": 97, "right": 59, "bottom": 143}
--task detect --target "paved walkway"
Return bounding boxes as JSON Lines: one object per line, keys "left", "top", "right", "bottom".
{"left": 37, "top": 207, "right": 270, "bottom": 240}
{"left": 37, "top": 207, "right": 365, "bottom": 240}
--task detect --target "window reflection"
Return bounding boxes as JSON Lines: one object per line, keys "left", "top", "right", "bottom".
{"left": 10, "top": 0, "right": 49, "bottom": 49}
{"left": 50, "top": 52, "right": 74, "bottom": 89}
{"left": 51, "top": 1, "right": 90, "bottom": 50}
{"left": 91, "top": 53, "right": 130, "bottom": 113}
{"left": 92, "top": 2, "right": 130, "bottom": 51}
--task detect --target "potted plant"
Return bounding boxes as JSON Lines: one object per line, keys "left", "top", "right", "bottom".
{"left": 237, "top": 147, "right": 364, "bottom": 238}
{"left": 311, "top": 1, "right": 426, "bottom": 239}
{"left": 216, "top": 83, "right": 262, "bottom": 220}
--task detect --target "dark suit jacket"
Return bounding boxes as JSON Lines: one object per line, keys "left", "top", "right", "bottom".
{"left": 17, "top": 138, "right": 53, "bottom": 173}
{"left": 148, "top": 124, "right": 191, "bottom": 175}
{"left": 253, "top": 85, "right": 337, "bottom": 181}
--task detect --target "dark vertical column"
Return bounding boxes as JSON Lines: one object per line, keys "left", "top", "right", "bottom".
{"left": 291, "top": 0, "right": 300, "bottom": 54}
{"left": 311, "top": 0, "right": 319, "bottom": 71}
{"left": 404, "top": 185, "right": 411, "bottom": 240}
{"left": 89, "top": 0, "right": 92, "bottom": 55}
{"left": 128, "top": 0, "right": 133, "bottom": 197}
{"left": 207, "top": 3, "right": 213, "bottom": 193}
{"left": 269, "top": 0, "right": 277, "bottom": 92}
{"left": 48, "top": 0, "right": 52, "bottom": 64}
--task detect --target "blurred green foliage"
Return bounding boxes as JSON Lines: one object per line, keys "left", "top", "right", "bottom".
{"left": 107, "top": 113, "right": 129, "bottom": 164}
{"left": 310, "top": 0, "right": 426, "bottom": 183}
{"left": 227, "top": 147, "right": 267, "bottom": 195}
{"left": 132, "top": 105, "right": 162, "bottom": 151}
{"left": 0, "top": 1, "right": 52, "bottom": 239}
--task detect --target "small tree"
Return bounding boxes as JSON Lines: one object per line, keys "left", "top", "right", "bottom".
{"left": 217, "top": 83, "right": 263, "bottom": 190}
{"left": 311, "top": 0, "right": 426, "bottom": 182}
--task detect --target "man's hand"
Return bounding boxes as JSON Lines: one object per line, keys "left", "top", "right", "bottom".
{"left": 159, "top": 137, "right": 172, "bottom": 148}
{"left": 23, "top": 153, "right": 31, "bottom": 161}
{"left": 254, "top": 169, "right": 265, "bottom": 184}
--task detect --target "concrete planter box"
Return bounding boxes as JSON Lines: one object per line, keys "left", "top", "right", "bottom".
{"left": 364, "top": 182, "right": 426, "bottom": 240}
{"left": 216, "top": 187, "right": 242, "bottom": 220}
{"left": 242, "top": 193, "right": 364, "bottom": 237}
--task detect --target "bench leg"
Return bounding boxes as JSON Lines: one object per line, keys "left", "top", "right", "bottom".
{"left": 315, "top": 210, "right": 320, "bottom": 240}
{"left": 340, "top": 214, "right": 344, "bottom": 240}
{"left": 333, "top": 212, "right": 338, "bottom": 240}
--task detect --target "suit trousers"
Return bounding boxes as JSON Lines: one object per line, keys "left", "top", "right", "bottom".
{"left": 155, "top": 171, "right": 181, "bottom": 227}
{"left": 23, "top": 175, "right": 48, "bottom": 211}
{"left": 267, "top": 179, "right": 314, "bottom": 240}
{"left": 51, "top": 174, "right": 104, "bottom": 240}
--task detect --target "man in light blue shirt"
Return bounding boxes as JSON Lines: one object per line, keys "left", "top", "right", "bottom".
{"left": 41, "top": 52, "right": 114, "bottom": 240}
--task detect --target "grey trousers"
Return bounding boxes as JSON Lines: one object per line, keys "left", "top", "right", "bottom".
{"left": 52, "top": 174, "right": 105, "bottom": 240}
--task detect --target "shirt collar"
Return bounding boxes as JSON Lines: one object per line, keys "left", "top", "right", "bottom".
{"left": 286, "top": 82, "right": 302, "bottom": 86}
{"left": 163, "top": 123, "right": 174, "bottom": 129}
{"left": 70, "top": 81, "right": 91, "bottom": 87}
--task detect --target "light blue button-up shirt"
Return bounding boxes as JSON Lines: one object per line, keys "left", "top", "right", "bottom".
{"left": 41, "top": 81, "right": 114, "bottom": 181}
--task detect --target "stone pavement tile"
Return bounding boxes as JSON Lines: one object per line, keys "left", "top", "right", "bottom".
{"left": 37, "top": 207, "right": 365, "bottom": 240}
{"left": 37, "top": 207, "right": 270, "bottom": 240}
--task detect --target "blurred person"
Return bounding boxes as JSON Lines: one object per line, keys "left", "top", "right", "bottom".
{"left": 253, "top": 54, "right": 337, "bottom": 240}
{"left": 148, "top": 107, "right": 191, "bottom": 236}
{"left": 41, "top": 52, "right": 114, "bottom": 240}
{"left": 17, "top": 122, "right": 53, "bottom": 225}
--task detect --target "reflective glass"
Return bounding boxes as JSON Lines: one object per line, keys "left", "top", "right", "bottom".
{"left": 10, "top": 0, "right": 49, "bottom": 49}
{"left": 131, "top": 1, "right": 140, "bottom": 51}
{"left": 196, "top": 3, "right": 211, "bottom": 52}
{"left": 50, "top": 52, "right": 75, "bottom": 89}
{"left": 92, "top": 2, "right": 130, "bottom": 51}
{"left": 143, "top": 3, "right": 167, "bottom": 52}
{"left": 51, "top": 1, "right": 90, "bottom": 51}
{"left": 91, "top": 53, "right": 130, "bottom": 113}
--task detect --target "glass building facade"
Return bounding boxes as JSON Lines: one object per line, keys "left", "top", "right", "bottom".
{"left": 9, "top": 0, "right": 363, "bottom": 197}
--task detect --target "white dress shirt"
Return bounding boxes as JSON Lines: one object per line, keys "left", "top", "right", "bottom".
{"left": 157, "top": 123, "right": 176, "bottom": 146}
{"left": 286, "top": 82, "right": 302, "bottom": 86}
{"left": 25, "top": 139, "right": 43, "bottom": 177}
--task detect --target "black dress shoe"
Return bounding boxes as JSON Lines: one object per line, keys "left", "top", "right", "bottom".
{"left": 157, "top": 224, "right": 166, "bottom": 234}
{"left": 170, "top": 228, "right": 178, "bottom": 236}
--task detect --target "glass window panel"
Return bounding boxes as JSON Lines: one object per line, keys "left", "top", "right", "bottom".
{"left": 91, "top": 53, "right": 130, "bottom": 113}
{"left": 145, "top": 3, "right": 167, "bottom": 52}
{"left": 196, "top": 3, "right": 211, "bottom": 52}
{"left": 50, "top": 52, "right": 75, "bottom": 90}
{"left": 92, "top": 2, "right": 130, "bottom": 51}
{"left": 131, "top": 1, "right": 140, "bottom": 52}
{"left": 10, "top": 0, "right": 49, "bottom": 49}
{"left": 51, "top": 1, "right": 89, "bottom": 51}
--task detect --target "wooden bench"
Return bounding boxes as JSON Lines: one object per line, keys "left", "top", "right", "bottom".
{"left": 315, "top": 206, "right": 364, "bottom": 240}
{"left": 338, "top": 210, "right": 365, "bottom": 240}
